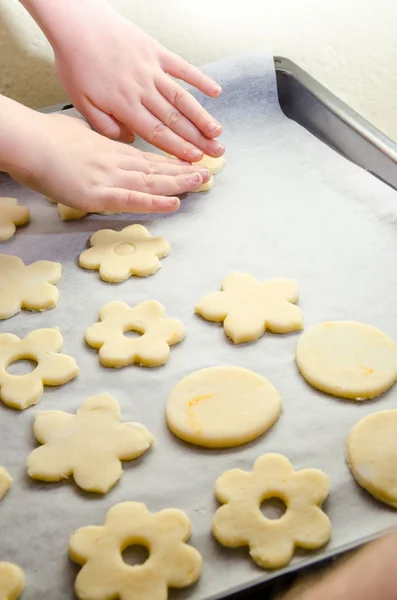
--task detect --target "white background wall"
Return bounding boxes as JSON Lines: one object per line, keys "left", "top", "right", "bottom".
{"left": 1, "top": 0, "right": 396, "bottom": 140}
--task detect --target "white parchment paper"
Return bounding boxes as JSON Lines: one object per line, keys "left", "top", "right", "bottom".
{"left": 1, "top": 52, "right": 397, "bottom": 600}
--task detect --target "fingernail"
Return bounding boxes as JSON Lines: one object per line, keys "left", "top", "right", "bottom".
{"left": 189, "top": 173, "right": 203, "bottom": 185}
{"left": 168, "top": 197, "right": 179, "bottom": 206}
{"left": 188, "top": 148, "right": 203, "bottom": 161}
{"left": 197, "top": 167, "right": 210, "bottom": 180}
{"left": 213, "top": 84, "right": 222, "bottom": 95}
{"left": 214, "top": 143, "right": 225, "bottom": 155}
{"left": 208, "top": 121, "right": 221, "bottom": 135}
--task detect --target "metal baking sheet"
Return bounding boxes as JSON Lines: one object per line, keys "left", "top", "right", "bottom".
{"left": 2, "top": 51, "right": 397, "bottom": 600}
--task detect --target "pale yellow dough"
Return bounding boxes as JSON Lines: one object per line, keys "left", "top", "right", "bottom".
{"left": 166, "top": 366, "right": 282, "bottom": 448}
{"left": 85, "top": 300, "right": 185, "bottom": 368}
{"left": 213, "top": 454, "right": 331, "bottom": 569}
{"left": 195, "top": 273, "right": 303, "bottom": 344}
{"left": 79, "top": 224, "right": 170, "bottom": 282}
{"left": 27, "top": 393, "right": 154, "bottom": 493}
{"left": 0, "top": 254, "right": 62, "bottom": 320}
{"left": 0, "top": 328, "right": 79, "bottom": 410}
{"left": 0, "top": 466, "right": 12, "bottom": 500}
{"left": 69, "top": 501, "right": 202, "bottom": 600}
{"left": 0, "top": 198, "right": 30, "bottom": 241}
{"left": 296, "top": 321, "right": 397, "bottom": 400}
{"left": 167, "top": 153, "right": 225, "bottom": 191}
{"left": 47, "top": 197, "right": 119, "bottom": 221}
{"left": 0, "top": 563, "right": 25, "bottom": 600}
{"left": 346, "top": 409, "right": 397, "bottom": 507}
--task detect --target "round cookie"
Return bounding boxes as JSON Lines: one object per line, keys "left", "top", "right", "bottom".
{"left": 347, "top": 410, "right": 397, "bottom": 507}
{"left": 166, "top": 366, "right": 282, "bottom": 448}
{"left": 296, "top": 321, "right": 397, "bottom": 400}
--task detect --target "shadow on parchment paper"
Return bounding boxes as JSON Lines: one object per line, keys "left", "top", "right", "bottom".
{"left": 0, "top": 4, "right": 65, "bottom": 108}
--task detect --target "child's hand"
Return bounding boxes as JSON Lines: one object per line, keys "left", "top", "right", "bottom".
{"left": 8, "top": 114, "right": 211, "bottom": 214}
{"left": 30, "top": 1, "right": 224, "bottom": 162}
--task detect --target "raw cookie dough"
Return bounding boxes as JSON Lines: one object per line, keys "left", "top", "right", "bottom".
{"left": 166, "top": 366, "right": 282, "bottom": 448}
{"left": 0, "top": 254, "right": 62, "bottom": 320}
{"left": 27, "top": 393, "right": 154, "bottom": 493}
{"left": 346, "top": 409, "right": 397, "bottom": 507}
{"left": 213, "top": 454, "right": 331, "bottom": 569}
{"left": 69, "top": 501, "right": 202, "bottom": 600}
{"left": 79, "top": 224, "right": 170, "bottom": 282}
{"left": 0, "top": 198, "right": 30, "bottom": 241}
{"left": 296, "top": 321, "right": 397, "bottom": 400}
{"left": 85, "top": 300, "right": 185, "bottom": 368}
{"left": 47, "top": 198, "right": 118, "bottom": 221}
{"left": 195, "top": 273, "right": 303, "bottom": 344}
{"left": 167, "top": 153, "right": 224, "bottom": 191}
{"left": 0, "top": 466, "right": 12, "bottom": 500}
{"left": 0, "top": 328, "right": 79, "bottom": 410}
{"left": 0, "top": 563, "right": 25, "bottom": 600}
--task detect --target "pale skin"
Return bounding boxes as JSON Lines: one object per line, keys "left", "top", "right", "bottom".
{"left": 0, "top": 0, "right": 225, "bottom": 213}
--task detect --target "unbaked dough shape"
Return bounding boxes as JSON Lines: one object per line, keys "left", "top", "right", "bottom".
{"left": 167, "top": 153, "right": 225, "bottom": 191}
{"left": 79, "top": 224, "right": 170, "bottom": 282}
{"left": 195, "top": 273, "right": 303, "bottom": 344}
{"left": 0, "top": 466, "right": 12, "bottom": 500}
{"left": 346, "top": 409, "right": 397, "bottom": 507}
{"left": 85, "top": 300, "right": 185, "bottom": 368}
{"left": 212, "top": 454, "right": 331, "bottom": 569}
{"left": 0, "top": 198, "right": 30, "bottom": 241}
{"left": 166, "top": 366, "right": 282, "bottom": 448}
{"left": 69, "top": 501, "right": 202, "bottom": 600}
{"left": 0, "top": 563, "right": 25, "bottom": 600}
{"left": 27, "top": 393, "right": 155, "bottom": 493}
{"left": 296, "top": 321, "right": 397, "bottom": 400}
{"left": 47, "top": 197, "right": 118, "bottom": 221}
{"left": 0, "top": 254, "right": 62, "bottom": 320}
{"left": 0, "top": 328, "right": 79, "bottom": 410}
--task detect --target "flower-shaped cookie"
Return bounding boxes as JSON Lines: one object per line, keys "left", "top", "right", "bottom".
{"left": 0, "top": 467, "right": 12, "bottom": 501}
{"left": 0, "top": 328, "right": 79, "bottom": 410}
{"left": 79, "top": 224, "right": 170, "bottom": 282}
{"left": 213, "top": 454, "right": 331, "bottom": 569}
{"left": 86, "top": 300, "right": 185, "bottom": 368}
{"left": 0, "top": 198, "right": 30, "bottom": 241}
{"left": 27, "top": 393, "right": 155, "bottom": 493}
{"left": 69, "top": 502, "right": 202, "bottom": 600}
{"left": 195, "top": 273, "right": 303, "bottom": 344}
{"left": 47, "top": 197, "right": 118, "bottom": 221}
{"left": 0, "top": 563, "right": 25, "bottom": 600}
{"left": 0, "top": 254, "right": 62, "bottom": 320}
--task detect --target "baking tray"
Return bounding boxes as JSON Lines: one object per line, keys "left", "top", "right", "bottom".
{"left": 2, "top": 54, "right": 397, "bottom": 600}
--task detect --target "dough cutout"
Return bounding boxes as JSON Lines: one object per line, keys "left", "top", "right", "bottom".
{"left": 0, "top": 328, "right": 79, "bottom": 410}
{"left": 69, "top": 501, "right": 202, "bottom": 600}
{"left": 195, "top": 273, "right": 303, "bottom": 344}
{"left": 213, "top": 454, "right": 331, "bottom": 569}
{"left": 0, "top": 563, "right": 25, "bottom": 600}
{"left": 0, "top": 254, "right": 62, "bottom": 320}
{"left": 86, "top": 300, "right": 185, "bottom": 368}
{"left": 296, "top": 321, "right": 397, "bottom": 400}
{"left": 27, "top": 393, "right": 154, "bottom": 493}
{"left": 0, "top": 198, "right": 30, "bottom": 241}
{"left": 79, "top": 224, "right": 170, "bottom": 282}
{"left": 166, "top": 366, "right": 282, "bottom": 448}
{"left": 0, "top": 467, "right": 12, "bottom": 501}
{"left": 47, "top": 197, "right": 118, "bottom": 221}
{"left": 167, "top": 153, "right": 225, "bottom": 191}
{"left": 347, "top": 410, "right": 397, "bottom": 507}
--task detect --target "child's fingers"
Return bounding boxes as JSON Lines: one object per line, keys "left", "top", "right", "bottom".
{"left": 81, "top": 98, "right": 133, "bottom": 141}
{"left": 118, "top": 171, "right": 205, "bottom": 196}
{"left": 162, "top": 53, "right": 222, "bottom": 99}
{"left": 143, "top": 90, "right": 223, "bottom": 156}
{"left": 157, "top": 75, "right": 223, "bottom": 141}
{"left": 102, "top": 189, "right": 180, "bottom": 213}
{"left": 141, "top": 151, "right": 191, "bottom": 165}
{"left": 117, "top": 156, "right": 211, "bottom": 179}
